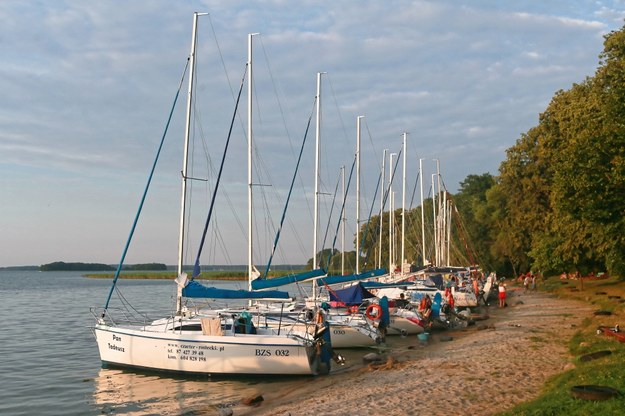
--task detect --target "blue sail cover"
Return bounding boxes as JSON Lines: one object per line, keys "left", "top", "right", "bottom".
{"left": 182, "top": 280, "right": 291, "bottom": 300}
{"left": 329, "top": 282, "right": 376, "bottom": 305}
{"left": 318, "top": 268, "right": 386, "bottom": 286}
{"left": 250, "top": 268, "right": 326, "bottom": 290}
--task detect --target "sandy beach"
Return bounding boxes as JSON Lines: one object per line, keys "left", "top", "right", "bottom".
{"left": 238, "top": 287, "right": 593, "bottom": 416}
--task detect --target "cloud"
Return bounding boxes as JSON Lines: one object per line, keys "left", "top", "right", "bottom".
{"left": 1, "top": 0, "right": 623, "bottom": 266}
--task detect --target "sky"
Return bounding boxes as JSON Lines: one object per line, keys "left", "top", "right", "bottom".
{"left": 1, "top": 0, "right": 624, "bottom": 268}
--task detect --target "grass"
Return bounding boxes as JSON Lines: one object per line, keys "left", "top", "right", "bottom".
{"left": 83, "top": 269, "right": 310, "bottom": 280}
{"left": 499, "top": 274, "right": 625, "bottom": 415}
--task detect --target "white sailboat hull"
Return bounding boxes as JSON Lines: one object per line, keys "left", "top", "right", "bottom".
{"left": 271, "top": 322, "right": 378, "bottom": 348}
{"left": 265, "top": 317, "right": 380, "bottom": 348}
{"left": 324, "top": 322, "right": 379, "bottom": 348}
{"left": 95, "top": 324, "right": 319, "bottom": 376}
{"left": 387, "top": 314, "right": 425, "bottom": 335}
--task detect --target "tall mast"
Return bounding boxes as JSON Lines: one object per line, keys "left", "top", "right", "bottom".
{"left": 391, "top": 190, "right": 395, "bottom": 272}
{"left": 445, "top": 196, "right": 452, "bottom": 266}
{"left": 401, "top": 132, "right": 407, "bottom": 276}
{"left": 388, "top": 152, "right": 396, "bottom": 275}
{"left": 178, "top": 12, "right": 202, "bottom": 276}
{"left": 431, "top": 173, "right": 437, "bottom": 266}
{"left": 441, "top": 188, "right": 448, "bottom": 266}
{"left": 313, "top": 72, "right": 324, "bottom": 270}
{"left": 378, "top": 149, "right": 387, "bottom": 269}
{"left": 419, "top": 158, "right": 426, "bottom": 266}
{"left": 175, "top": 12, "right": 207, "bottom": 314}
{"left": 312, "top": 72, "right": 325, "bottom": 303}
{"left": 435, "top": 159, "right": 442, "bottom": 268}
{"left": 341, "top": 165, "right": 346, "bottom": 276}
{"left": 247, "top": 33, "right": 259, "bottom": 290}
{"left": 356, "top": 115, "right": 364, "bottom": 274}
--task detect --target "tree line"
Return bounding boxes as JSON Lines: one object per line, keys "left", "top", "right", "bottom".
{"left": 308, "top": 25, "right": 625, "bottom": 279}
{"left": 39, "top": 262, "right": 168, "bottom": 272}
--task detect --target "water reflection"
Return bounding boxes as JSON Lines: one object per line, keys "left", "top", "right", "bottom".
{"left": 92, "top": 368, "right": 266, "bottom": 415}
{"left": 91, "top": 345, "right": 372, "bottom": 415}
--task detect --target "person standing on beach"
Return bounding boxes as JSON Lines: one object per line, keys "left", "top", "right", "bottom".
{"left": 524, "top": 274, "right": 531, "bottom": 292}
{"left": 530, "top": 274, "right": 537, "bottom": 292}
{"left": 472, "top": 277, "right": 480, "bottom": 299}
{"left": 498, "top": 283, "right": 507, "bottom": 308}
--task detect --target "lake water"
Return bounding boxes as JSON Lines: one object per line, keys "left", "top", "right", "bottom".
{"left": 0, "top": 270, "right": 369, "bottom": 415}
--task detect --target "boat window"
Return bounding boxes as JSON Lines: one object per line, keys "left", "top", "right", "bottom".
{"left": 173, "top": 324, "right": 203, "bottom": 331}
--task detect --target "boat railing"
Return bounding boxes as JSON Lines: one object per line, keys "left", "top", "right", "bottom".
{"left": 90, "top": 307, "right": 154, "bottom": 328}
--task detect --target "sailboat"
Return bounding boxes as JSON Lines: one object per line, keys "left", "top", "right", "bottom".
{"left": 92, "top": 13, "right": 334, "bottom": 376}
{"left": 245, "top": 72, "right": 382, "bottom": 348}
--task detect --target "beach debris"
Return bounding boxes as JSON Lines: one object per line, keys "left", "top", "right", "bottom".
{"left": 367, "top": 356, "right": 400, "bottom": 371}
{"left": 594, "top": 310, "right": 612, "bottom": 316}
{"left": 241, "top": 395, "right": 264, "bottom": 406}
{"left": 362, "top": 352, "right": 384, "bottom": 363}
{"left": 218, "top": 408, "right": 234, "bottom": 416}
{"left": 598, "top": 325, "right": 625, "bottom": 343}
{"left": 579, "top": 350, "right": 612, "bottom": 362}
{"left": 458, "top": 310, "right": 471, "bottom": 320}
{"left": 570, "top": 385, "right": 622, "bottom": 401}
{"left": 439, "top": 335, "right": 453, "bottom": 342}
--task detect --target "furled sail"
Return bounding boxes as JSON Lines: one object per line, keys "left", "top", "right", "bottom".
{"left": 318, "top": 268, "right": 386, "bottom": 286}
{"left": 182, "top": 280, "right": 292, "bottom": 300}
{"left": 250, "top": 268, "right": 326, "bottom": 290}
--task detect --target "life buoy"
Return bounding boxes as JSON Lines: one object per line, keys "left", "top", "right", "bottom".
{"left": 365, "top": 304, "right": 383, "bottom": 321}
{"left": 347, "top": 305, "right": 359, "bottom": 314}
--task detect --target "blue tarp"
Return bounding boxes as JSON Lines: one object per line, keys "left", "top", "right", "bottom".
{"left": 426, "top": 274, "right": 445, "bottom": 290}
{"left": 379, "top": 296, "right": 390, "bottom": 327}
{"left": 250, "top": 268, "right": 326, "bottom": 290}
{"left": 328, "top": 282, "right": 376, "bottom": 305}
{"left": 361, "top": 281, "right": 408, "bottom": 289}
{"left": 182, "top": 280, "right": 291, "bottom": 299}
{"left": 318, "top": 268, "right": 387, "bottom": 286}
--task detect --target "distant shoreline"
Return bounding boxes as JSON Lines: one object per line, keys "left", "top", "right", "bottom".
{"left": 83, "top": 272, "right": 246, "bottom": 280}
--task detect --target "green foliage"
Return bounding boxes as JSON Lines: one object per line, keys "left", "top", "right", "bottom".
{"left": 122, "top": 263, "right": 168, "bottom": 271}
{"left": 40, "top": 261, "right": 115, "bottom": 271}
{"left": 501, "top": 275, "right": 625, "bottom": 415}
{"left": 481, "top": 25, "right": 625, "bottom": 277}
{"left": 306, "top": 248, "right": 341, "bottom": 271}
{"left": 454, "top": 173, "right": 497, "bottom": 269}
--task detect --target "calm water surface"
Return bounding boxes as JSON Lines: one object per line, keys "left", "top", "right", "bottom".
{"left": 0, "top": 271, "right": 368, "bottom": 415}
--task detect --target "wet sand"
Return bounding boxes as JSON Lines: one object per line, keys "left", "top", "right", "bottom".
{"left": 238, "top": 288, "right": 592, "bottom": 416}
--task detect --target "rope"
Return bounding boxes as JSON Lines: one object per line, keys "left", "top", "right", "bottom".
{"left": 263, "top": 96, "right": 317, "bottom": 278}
{"left": 192, "top": 64, "right": 247, "bottom": 278}
{"left": 103, "top": 58, "right": 189, "bottom": 313}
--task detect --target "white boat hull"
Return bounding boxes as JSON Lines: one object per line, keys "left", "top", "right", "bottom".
{"left": 94, "top": 324, "right": 320, "bottom": 376}
{"left": 267, "top": 318, "right": 380, "bottom": 348}
{"left": 387, "top": 314, "right": 425, "bottom": 335}
{"left": 326, "top": 322, "right": 379, "bottom": 347}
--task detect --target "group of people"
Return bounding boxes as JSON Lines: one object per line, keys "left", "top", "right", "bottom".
{"left": 560, "top": 271, "right": 581, "bottom": 280}
{"left": 522, "top": 272, "right": 537, "bottom": 292}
